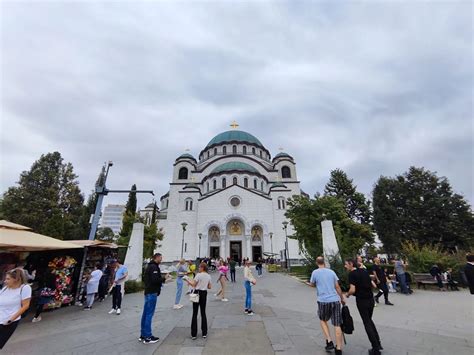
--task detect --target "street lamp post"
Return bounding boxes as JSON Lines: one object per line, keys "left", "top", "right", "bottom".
{"left": 198, "top": 233, "right": 202, "bottom": 259}
{"left": 269, "top": 232, "right": 273, "bottom": 255}
{"left": 181, "top": 222, "right": 187, "bottom": 259}
{"left": 282, "top": 221, "right": 290, "bottom": 272}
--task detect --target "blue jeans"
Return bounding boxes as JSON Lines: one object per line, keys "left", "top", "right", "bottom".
{"left": 244, "top": 281, "right": 252, "bottom": 310}
{"left": 140, "top": 293, "right": 158, "bottom": 338}
{"left": 397, "top": 273, "right": 408, "bottom": 294}
{"left": 175, "top": 277, "right": 184, "bottom": 304}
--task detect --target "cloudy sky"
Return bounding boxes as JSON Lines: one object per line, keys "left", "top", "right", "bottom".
{"left": 1, "top": 1, "right": 473, "bottom": 209}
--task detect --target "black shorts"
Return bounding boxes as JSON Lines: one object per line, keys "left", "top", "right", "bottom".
{"left": 317, "top": 301, "right": 342, "bottom": 326}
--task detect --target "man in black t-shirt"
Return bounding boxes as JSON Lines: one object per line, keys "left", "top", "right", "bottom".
{"left": 345, "top": 259, "right": 382, "bottom": 355}
{"left": 372, "top": 257, "right": 394, "bottom": 306}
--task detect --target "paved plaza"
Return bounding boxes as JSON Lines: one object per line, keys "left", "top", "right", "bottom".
{"left": 2, "top": 269, "right": 473, "bottom": 355}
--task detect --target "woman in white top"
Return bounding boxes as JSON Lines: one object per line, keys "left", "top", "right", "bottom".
{"left": 85, "top": 263, "right": 103, "bottom": 310}
{"left": 243, "top": 260, "right": 256, "bottom": 315}
{"left": 0, "top": 268, "right": 32, "bottom": 349}
{"left": 184, "top": 262, "right": 211, "bottom": 340}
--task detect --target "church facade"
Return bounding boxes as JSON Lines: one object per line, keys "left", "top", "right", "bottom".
{"left": 156, "top": 127, "right": 303, "bottom": 262}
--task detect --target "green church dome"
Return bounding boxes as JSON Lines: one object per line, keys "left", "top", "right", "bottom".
{"left": 211, "top": 162, "right": 259, "bottom": 174}
{"left": 176, "top": 153, "right": 196, "bottom": 161}
{"left": 206, "top": 130, "right": 264, "bottom": 149}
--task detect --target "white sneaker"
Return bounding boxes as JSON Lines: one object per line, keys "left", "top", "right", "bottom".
{"left": 32, "top": 316, "right": 42, "bottom": 323}
{"left": 221, "top": 298, "right": 228, "bottom": 302}
{"left": 177, "top": 304, "right": 184, "bottom": 309}
{"left": 108, "top": 309, "right": 116, "bottom": 314}
{"left": 173, "top": 304, "right": 180, "bottom": 309}
{"left": 116, "top": 309, "right": 121, "bottom": 315}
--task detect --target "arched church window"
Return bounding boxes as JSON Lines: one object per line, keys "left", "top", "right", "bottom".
{"left": 185, "top": 198, "right": 193, "bottom": 211}
{"left": 282, "top": 166, "right": 291, "bottom": 179}
{"left": 213, "top": 179, "right": 217, "bottom": 190}
{"left": 252, "top": 147, "right": 256, "bottom": 155}
{"left": 278, "top": 196, "right": 286, "bottom": 210}
{"left": 232, "top": 145, "right": 237, "bottom": 154}
{"left": 243, "top": 146, "right": 247, "bottom": 154}
{"left": 260, "top": 181, "right": 264, "bottom": 191}
{"left": 166, "top": 199, "right": 169, "bottom": 208}
{"left": 244, "top": 177, "right": 248, "bottom": 188}
{"left": 222, "top": 178, "right": 227, "bottom": 188}
{"left": 178, "top": 167, "right": 188, "bottom": 180}
{"left": 259, "top": 150, "right": 263, "bottom": 158}
{"left": 233, "top": 177, "right": 238, "bottom": 185}
{"left": 214, "top": 148, "right": 217, "bottom": 155}
{"left": 207, "top": 151, "right": 210, "bottom": 159}
{"left": 223, "top": 146, "right": 227, "bottom": 154}
{"left": 206, "top": 182, "right": 209, "bottom": 192}
{"left": 209, "top": 226, "right": 220, "bottom": 242}
{"left": 253, "top": 179, "right": 258, "bottom": 189}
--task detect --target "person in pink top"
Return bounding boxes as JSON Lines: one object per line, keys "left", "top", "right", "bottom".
{"left": 215, "top": 261, "right": 229, "bottom": 302}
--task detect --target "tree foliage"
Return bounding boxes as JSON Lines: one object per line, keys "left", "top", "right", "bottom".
{"left": 96, "top": 227, "right": 115, "bottom": 242}
{"left": 324, "top": 168, "right": 372, "bottom": 225}
{"left": 286, "top": 194, "right": 373, "bottom": 260}
{"left": 0, "top": 152, "right": 86, "bottom": 240}
{"left": 125, "top": 184, "right": 137, "bottom": 215}
{"left": 373, "top": 167, "right": 474, "bottom": 253}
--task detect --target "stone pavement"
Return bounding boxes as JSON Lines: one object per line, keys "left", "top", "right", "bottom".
{"left": 2, "top": 268, "right": 473, "bottom": 355}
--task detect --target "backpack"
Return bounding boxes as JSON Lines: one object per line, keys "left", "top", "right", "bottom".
{"left": 341, "top": 305, "right": 354, "bottom": 334}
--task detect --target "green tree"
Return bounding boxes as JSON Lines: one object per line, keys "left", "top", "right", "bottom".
{"left": 143, "top": 222, "right": 164, "bottom": 259}
{"left": 286, "top": 194, "right": 373, "bottom": 261}
{"left": 324, "top": 169, "right": 372, "bottom": 225}
{"left": 373, "top": 166, "right": 474, "bottom": 253}
{"left": 125, "top": 184, "right": 137, "bottom": 215}
{"left": 96, "top": 227, "right": 115, "bottom": 242}
{"left": 0, "top": 152, "right": 85, "bottom": 240}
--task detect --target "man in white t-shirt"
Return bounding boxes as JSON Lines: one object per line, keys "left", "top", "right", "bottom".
{"left": 0, "top": 269, "right": 32, "bottom": 349}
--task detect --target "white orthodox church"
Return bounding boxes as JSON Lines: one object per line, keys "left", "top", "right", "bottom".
{"left": 156, "top": 124, "right": 305, "bottom": 262}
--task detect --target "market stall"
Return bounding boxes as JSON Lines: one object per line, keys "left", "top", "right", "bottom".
{"left": 0, "top": 220, "right": 83, "bottom": 309}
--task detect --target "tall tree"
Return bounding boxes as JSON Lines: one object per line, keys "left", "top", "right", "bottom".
{"left": 324, "top": 169, "right": 372, "bottom": 225}
{"left": 125, "top": 184, "right": 137, "bottom": 215}
{"left": 286, "top": 194, "right": 373, "bottom": 260}
{"left": 151, "top": 202, "right": 158, "bottom": 225}
{"left": 1, "top": 152, "right": 85, "bottom": 240}
{"left": 373, "top": 166, "right": 474, "bottom": 253}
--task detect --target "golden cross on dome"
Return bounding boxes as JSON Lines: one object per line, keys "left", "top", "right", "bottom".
{"left": 279, "top": 147, "right": 284, "bottom": 151}
{"left": 185, "top": 148, "right": 190, "bottom": 152}
{"left": 230, "top": 121, "right": 239, "bottom": 129}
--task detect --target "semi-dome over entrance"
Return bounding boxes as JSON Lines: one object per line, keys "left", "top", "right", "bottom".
{"left": 205, "top": 130, "right": 264, "bottom": 149}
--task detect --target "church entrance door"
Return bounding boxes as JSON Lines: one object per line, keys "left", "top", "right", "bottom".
{"left": 252, "top": 246, "right": 262, "bottom": 261}
{"left": 210, "top": 246, "right": 220, "bottom": 259}
{"left": 230, "top": 241, "right": 242, "bottom": 262}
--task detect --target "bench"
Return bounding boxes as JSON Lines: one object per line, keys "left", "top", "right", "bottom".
{"left": 412, "top": 273, "right": 458, "bottom": 289}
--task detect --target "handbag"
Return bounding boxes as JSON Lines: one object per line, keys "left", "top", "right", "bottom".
{"left": 189, "top": 290, "right": 199, "bottom": 303}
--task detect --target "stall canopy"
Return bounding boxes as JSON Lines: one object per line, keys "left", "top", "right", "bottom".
{"left": 68, "top": 240, "right": 119, "bottom": 249}
{"left": 0, "top": 220, "right": 82, "bottom": 251}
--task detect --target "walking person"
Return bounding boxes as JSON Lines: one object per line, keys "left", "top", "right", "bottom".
{"left": 84, "top": 263, "right": 103, "bottom": 310}
{"left": 243, "top": 260, "right": 256, "bottom": 315}
{"left": 345, "top": 259, "right": 382, "bottom": 355}
{"left": 173, "top": 259, "right": 188, "bottom": 309}
{"left": 184, "top": 262, "right": 212, "bottom": 340}
{"left": 372, "top": 257, "right": 394, "bottom": 306}
{"left": 229, "top": 258, "right": 237, "bottom": 283}
{"left": 306, "top": 257, "right": 344, "bottom": 355}
{"left": 109, "top": 260, "right": 128, "bottom": 315}
{"left": 98, "top": 263, "right": 113, "bottom": 302}
{"left": 0, "top": 269, "right": 32, "bottom": 350}
{"left": 139, "top": 253, "right": 164, "bottom": 344}
{"left": 463, "top": 254, "right": 474, "bottom": 294}
{"left": 215, "top": 261, "right": 229, "bottom": 302}
{"left": 256, "top": 258, "right": 263, "bottom": 277}
{"left": 31, "top": 270, "right": 56, "bottom": 323}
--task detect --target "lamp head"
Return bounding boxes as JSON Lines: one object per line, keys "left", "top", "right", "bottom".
{"left": 198, "top": 233, "right": 202, "bottom": 239}
{"left": 181, "top": 222, "right": 188, "bottom": 231}
{"left": 269, "top": 232, "right": 273, "bottom": 238}
{"left": 282, "top": 221, "right": 288, "bottom": 229}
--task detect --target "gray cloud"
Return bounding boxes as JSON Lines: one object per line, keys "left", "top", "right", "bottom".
{"left": 1, "top": 1, "right": 472, "bottom": 209}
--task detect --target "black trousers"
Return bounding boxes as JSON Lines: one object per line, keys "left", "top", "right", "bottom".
{"left": 230, "top": 270, "right": 236, "bottom": 282}
{"left": 0, "top": 320, "right": 19, "bottom": 349}
{"left": 191, "top": 290, "right": 208, "bottom": 337}
{"left": 375, "top": 283, "right": 389, "bottom": 302}
{"left": 112, "top": 284, "right": 122, "bottom": 309}
{"left": 356, "top": 298, "right": 381, "bottom": 351}
{"left": 34, "top": 303, "right": 44, "bottom": 318}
